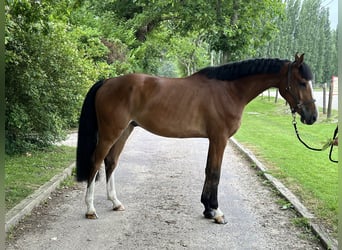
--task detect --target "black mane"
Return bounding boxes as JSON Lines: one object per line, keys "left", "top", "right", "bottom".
{"left": 197, "top": 58, "right": 290, "bottom": 81}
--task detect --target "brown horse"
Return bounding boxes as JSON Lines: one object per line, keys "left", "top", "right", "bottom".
{"left": 76, "top": 53, "right": 317, "bottom": 224}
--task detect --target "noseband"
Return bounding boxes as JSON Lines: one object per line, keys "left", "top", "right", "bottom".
{"left": 285, "top": 62, "right": 316, "bottom": 114}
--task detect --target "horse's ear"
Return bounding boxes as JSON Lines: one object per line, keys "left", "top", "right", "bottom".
{"left": 294, "top": 52, "right": 304, "bottom": 66}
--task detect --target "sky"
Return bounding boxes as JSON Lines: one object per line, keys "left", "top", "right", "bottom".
{"left": 323, "top": 0, "right": 338, "bottom": 29}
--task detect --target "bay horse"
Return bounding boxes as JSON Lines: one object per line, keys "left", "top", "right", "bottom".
{"left": 76, "top": 53, "right": 317, "bottom": 224}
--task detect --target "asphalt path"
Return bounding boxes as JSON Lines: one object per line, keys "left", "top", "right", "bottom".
{"left": 6, "top": 128, "right": 322, "bottom": 249}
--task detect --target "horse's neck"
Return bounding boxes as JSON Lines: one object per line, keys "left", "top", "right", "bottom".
{"left": 232, "top": 74, "right": 281, "bottom": 105}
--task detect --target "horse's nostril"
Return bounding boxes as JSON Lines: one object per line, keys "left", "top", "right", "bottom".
{"left": 310, "top": 115, "right": 317, "bottom": 124}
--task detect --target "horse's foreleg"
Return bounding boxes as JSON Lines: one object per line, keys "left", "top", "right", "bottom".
{"left": 201, "top": 137, "right": 227, "bottom": 224}
{"left": 105, "top": 124, "right": 134, "bottom": 211}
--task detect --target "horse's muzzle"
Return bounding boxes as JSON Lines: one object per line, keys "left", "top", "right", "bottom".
{"left": 300, "top": 113, "right": 317, "bottom": 125}
{"left": 299, "top": 105, "right": 318, "bottom": 125}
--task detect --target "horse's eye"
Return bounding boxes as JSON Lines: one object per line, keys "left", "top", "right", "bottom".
{"left": 299, "top": 82, "right": 306, "bottom": 88}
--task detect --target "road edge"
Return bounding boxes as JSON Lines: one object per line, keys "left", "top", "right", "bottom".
{"left": 5, "top": 162, "right": 75, "bottom": 233}
{"left": 229, "top": 137, "right": 338, "bottom": 250}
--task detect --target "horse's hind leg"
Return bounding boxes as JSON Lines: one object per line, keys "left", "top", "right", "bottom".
{"left": 105, "top": 124, "right": 134, "bottom": 211}
{"left": 85, "top": 127, "right": 127, "bottom": 219}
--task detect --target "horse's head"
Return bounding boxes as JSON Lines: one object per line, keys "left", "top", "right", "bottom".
{"left": 280, "top": 53, "right": 318, "bottom": 125}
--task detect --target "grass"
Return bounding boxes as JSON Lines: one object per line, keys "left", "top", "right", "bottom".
{"left": 234, "top": 96, "right": 338, "bottom": 234}
{"left": 5, "top": 146, "right": 76, "bottom": 212}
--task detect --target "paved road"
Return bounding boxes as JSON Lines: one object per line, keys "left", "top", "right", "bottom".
{"left": 7, "top": 129, "right": 322, "bottom": 249}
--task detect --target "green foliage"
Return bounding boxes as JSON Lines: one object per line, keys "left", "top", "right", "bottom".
{"left": 207, "top": 0, "right": 284, "bottom": 62}
{"left": 89, "top": 0, "right": 284, "bottom": 66}
{"left": 254, "top": 0, "right": 337, "bottom": 84}
{"left": 5, "top": 0, "right": 106, "bottom": 154}
{"left": 167, "top": 32, "right": 210, "bottom": 76}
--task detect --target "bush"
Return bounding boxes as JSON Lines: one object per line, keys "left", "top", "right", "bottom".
{"left": 5, "top": 1, "right": 109, "bottom": 154}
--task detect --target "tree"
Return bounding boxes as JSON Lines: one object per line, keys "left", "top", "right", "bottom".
{"left": 167, "top": 33, "right": 210, "bottom": 76}
{"left": 253, "top": 0, "right": 337, "bottom": 85}
{"left": 88, "top": 0, "right": 284, "bottom": 66}
{"left": 207, "top": 0, "right": 284, "bottom": 62}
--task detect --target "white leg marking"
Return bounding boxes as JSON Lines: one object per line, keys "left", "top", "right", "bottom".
{"left": 213, "top": 208, "right": 224, "bottom": 219}
{"left": 107, "top": 171, "right": 124, "bottom": 210}
{"left": 85, "top": 177, "right": 97, "bottom": 216}
{"left": 213, "top": 208, "right": 226, "bottom": 224}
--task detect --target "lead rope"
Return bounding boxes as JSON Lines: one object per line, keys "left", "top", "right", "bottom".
{"left": 292, "top": 113, "right": 338, "bottom": 163}
{"left": 292, "top": 113, "right": 323, "bottom": 151}
{"left": 329, "top": 126, "right": 338, "bottom": 163}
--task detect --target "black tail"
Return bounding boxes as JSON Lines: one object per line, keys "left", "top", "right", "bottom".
{"left": 76, "top": 80, "right": 105, "bottom": 182}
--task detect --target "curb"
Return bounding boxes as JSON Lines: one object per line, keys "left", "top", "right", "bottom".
{"left": 5, "top": 162, "right": 75, "bottom": 233}
{"left": 230, "top": 137, "right": 338, "bottom": 250}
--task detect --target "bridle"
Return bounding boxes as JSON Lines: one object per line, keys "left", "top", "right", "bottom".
{"left": 286, "top": 62, "right": 338, "bottom": 163}
{"left": 285, "top": 61, "right": 316, "bottom": 114}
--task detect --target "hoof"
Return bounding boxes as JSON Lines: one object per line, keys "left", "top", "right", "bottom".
{"left": 214, "top": 215, "right": 227, "bottom": 224}
{"left": 85, "top": 212, "right": 98, "bottom": 219}
{"left": 203, "top": 209, "right": 215, "bottom": 219}
{"left": 113, "top": 204, "right": 125, "bottom": 211}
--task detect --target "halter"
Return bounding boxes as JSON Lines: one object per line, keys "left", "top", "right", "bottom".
{"left": 285, "top": 62, "right": 316, "bottom": 114}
